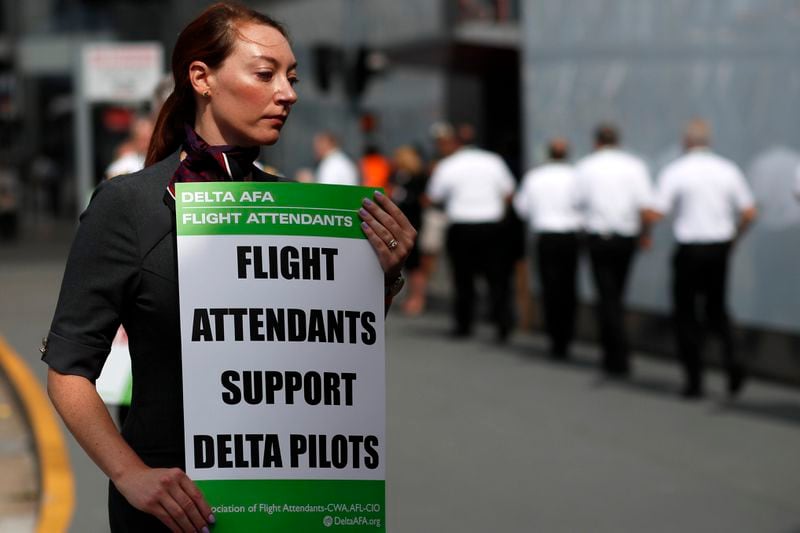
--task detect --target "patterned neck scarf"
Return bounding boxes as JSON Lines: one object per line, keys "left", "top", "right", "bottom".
{"left": 166, "top": 125, "right": 261, "bottom": 198}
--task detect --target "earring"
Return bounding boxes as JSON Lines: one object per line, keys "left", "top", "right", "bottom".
{"left": 203, "top": 90, "right": 210, "bottom": 97}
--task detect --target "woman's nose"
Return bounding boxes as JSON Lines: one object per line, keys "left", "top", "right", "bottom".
{"left": 276, "top": 80, "right": 298, "bottom": 105}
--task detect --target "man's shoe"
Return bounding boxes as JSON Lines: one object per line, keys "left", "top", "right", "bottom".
{"left": 449, "top": 329, "right": 472, "bottom": 340}
{"left": 549, "top": 343, "right": 569, "bottom": 360}
{"left": 728, "top": 369, "right": 747, "bottom": 398}
{"left": 681, "top": 384, "right": 704, "bottom": 400}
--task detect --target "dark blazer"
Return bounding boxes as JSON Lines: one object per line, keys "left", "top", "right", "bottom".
{"left": 43, "top": 151, "right": 279, "bottom": 530}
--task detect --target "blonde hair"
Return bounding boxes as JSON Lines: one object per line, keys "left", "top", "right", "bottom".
{"left": 393, "top": 145, "right": 423, "bottom": 175}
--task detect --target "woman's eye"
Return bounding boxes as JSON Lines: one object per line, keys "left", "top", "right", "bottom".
{"left": 257, "top": 71, "right": 274, "bottom": 81}
{"left": 289, "top": 77, "right": 299, "bottom": 86}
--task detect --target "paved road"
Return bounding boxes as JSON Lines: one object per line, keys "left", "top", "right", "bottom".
{"left": 2, "top": 220, "right": 800, "bottom": 532}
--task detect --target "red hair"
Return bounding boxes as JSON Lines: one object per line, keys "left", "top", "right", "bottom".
{"left": 145, "top": 2, "right": 288, "bottom": 165}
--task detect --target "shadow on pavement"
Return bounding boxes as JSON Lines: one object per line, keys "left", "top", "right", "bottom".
{"left": 713, "top": 399, "right": 800, "bottom": 428}
{"left": 590, "top": 373, "right": 679, "bottom": 398}
{"left": 395, "top": 310, "right": 800, "bottom": 430}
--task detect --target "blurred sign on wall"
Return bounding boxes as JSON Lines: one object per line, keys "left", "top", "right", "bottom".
{"left": 81, "top": 42, "right": 163, "bottom": 103}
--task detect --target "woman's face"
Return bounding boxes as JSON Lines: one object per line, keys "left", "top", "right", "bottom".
{"left": 200, "top": 22, "right": 298, "bottom": 147}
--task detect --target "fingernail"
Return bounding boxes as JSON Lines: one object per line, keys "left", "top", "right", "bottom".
{"left": 208, "top": 513, "right": 216, "bottom": 524}
{"left": 362, "top": 197, "right": 373, "bottom": 207}
{"left": 202, "top": 527, "right": 210, "bottom": 533}
{"left": 358, "top": 207, "right": 368, "bottom": 217}
{"left": 361, "top": 221, "right": 369, "bottom": 230}
{"left": 374, "top": 190, "right": 384, "bottom": 198}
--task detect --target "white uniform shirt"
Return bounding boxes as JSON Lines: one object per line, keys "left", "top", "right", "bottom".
{"left": 426, "top": 147, "right": 515, "bottom": 223}
{"left": 514, "top": 162, "right": 582, "bottom": 233}
{"left": 654, "top": 148, "right": 755, "bottom": 243}
{"left": 106, "top": 152, "right": 145, "bottom": 179}
{"left": 316, "top": 149, "right": 359, "bottom": 186}
{"left": 575, "top": 148, "right": 654, "bottom": 236}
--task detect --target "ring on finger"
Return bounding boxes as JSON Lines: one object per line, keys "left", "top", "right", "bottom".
{"left": 387, "top": 238, "right": 399, "bottom": 250}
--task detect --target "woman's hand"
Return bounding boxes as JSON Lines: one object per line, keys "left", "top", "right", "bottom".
{"left": 46, "top": 370, "right": 215, "bottom": 532}
{"left": 358, "top": 190, "right": 417, "bottom": 284}
{"left": 114, "top": 465, "right": 214, "bottom": 532}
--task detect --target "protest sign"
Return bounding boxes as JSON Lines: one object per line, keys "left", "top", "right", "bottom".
{"left": 176, "top": 182, "right": 385, "bottom": 531}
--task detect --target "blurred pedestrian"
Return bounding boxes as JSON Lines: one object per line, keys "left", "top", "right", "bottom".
{"left": 391, "top": 145, "right": 428, "bottom": 315}
{"left": 105, "top": 116, "right": 154, "bottom": 179}
{"left": 649, "top": 118, "right": 757, "bottom": 398}
{"left": 426, "top": 127, "right": 516, "bottom": 341}
{"left": 514, "top": 138, "right": 582, "bottom": 358}
{"left": 412, "top": 123, "right": 457, "bottom": 315}
{"left": 43, "top": 4, "right": 415, "bottom": 531}
{"left": 575, "top": 123, "right": 654, "bottom": 377}
{"left": 360, "top": 144, "right": 392, "bottom": 193}
{"left": 457, "top": 122, "right": 476, "bottom": 146}
{"left": 29, "top": 153, "right": 60, "bottom": 216}
{"left": 0, "top": 166, "right": 19, "bottom": 240}
{"left": 314, "top": 130, "right": 359, "bottom": 185}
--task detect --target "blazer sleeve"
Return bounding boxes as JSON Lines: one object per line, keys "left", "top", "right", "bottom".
{"left": 42, "top": 178, "right": 141, "bottom": 381}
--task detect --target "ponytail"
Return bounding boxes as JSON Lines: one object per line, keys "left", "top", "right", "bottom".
{"left": 145, "top": 84, "right": 194, "bottom": 166}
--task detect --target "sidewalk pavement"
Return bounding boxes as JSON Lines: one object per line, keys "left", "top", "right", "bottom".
{"left": 0, "top": 366, "right": 36, "bottom": 531}
{"left": 2, "top": 215, "right": 800, "bottom": 532}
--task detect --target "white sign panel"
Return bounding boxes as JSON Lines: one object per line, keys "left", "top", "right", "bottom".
{"left": 81, "top": 42, "right": 164, "bottom": 103}
{"left": 176, "top": 182, "right": 386, "bottom": 532}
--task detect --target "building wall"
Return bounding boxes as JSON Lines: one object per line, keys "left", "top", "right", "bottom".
{"left": 521, "top": 0, "right": 800, "bottom": 334}
{"left": 259, "top": 0, "right": 446, "bottom": 177}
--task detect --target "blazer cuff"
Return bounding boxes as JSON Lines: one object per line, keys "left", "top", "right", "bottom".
{"left": 41, "top": 330, "right": 109, "bottom": 382}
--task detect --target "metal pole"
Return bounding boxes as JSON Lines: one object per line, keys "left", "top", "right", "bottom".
{"left": 74, "top": 45, "right": 92, "bottom": 214}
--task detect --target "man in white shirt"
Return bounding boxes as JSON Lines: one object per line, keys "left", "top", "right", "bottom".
{"left": 514, "top": 138, "right": 582, "bottom": 358}
{"left": 105, "top": 117, "right": 154, "bottom": 179}
{"left": 650, "top": 119, "right": 757, "bottom": 398}
{"left": 575, "top": 123, "right": 655, "bottom": 377}
{"left": 427, "top": 135, "right": 516, "bottom": 341}
{"left": 313, "top": 131, "right": 359, "bottom": 186}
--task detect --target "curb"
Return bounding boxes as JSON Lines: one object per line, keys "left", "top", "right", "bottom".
{"left": 0, "top": 335, "right": 74, "bottom": 532}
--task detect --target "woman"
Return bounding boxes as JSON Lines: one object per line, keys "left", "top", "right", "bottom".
{"left": 390, "top": 145, "right": 428, "bottom": 315}
{"left": 43, "top": 3, "right": 415, "bottom": 531}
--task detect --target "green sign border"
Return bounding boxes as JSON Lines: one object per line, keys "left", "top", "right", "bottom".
{"left": 176, "top": 182, "right": 380, "bottom": 238}
{"left": 197, "top": 479, "right": 385, "bottom": 532}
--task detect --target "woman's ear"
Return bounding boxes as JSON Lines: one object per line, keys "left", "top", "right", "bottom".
{"left": 189, "top": 60, "right": 213, "bottom": 96}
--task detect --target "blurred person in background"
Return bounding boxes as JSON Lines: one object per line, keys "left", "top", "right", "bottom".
{"left": 456, "top": 122, "right": 476, "bottom": 146}
{"left": 0, "top": 165, "right": 19, "bottom": 240}
{"left": 313, "top": 130, "right": 359, "bottom": 186}
{"left": 106, "top": 73, "right": 173, "bottom": 181}
{"left": 29, "top": 152, "right": 60, "bottom": 217}
{"left": 514, "top": 138, "right": 582, "bottom": 359}
{"left": 42, "top": 3, "right": 415, "bottom": 531}
{"left": 426, "top": 125, "right": 516, "bottom": 342}
{"left": 105, "top": 116, "right": 155, "bottom": 179}
{"left": 360, "top": 144, "right": 392, "bottom": 194}
{"left": 649, "top": 118, "right": 757, "bottom": 399}
{"left": 411, "top": 122, "right": 458, "bottom": 315}
{"left": 457, "top": 121, "right": 533, "bottom": 330}
{"left": 575, "top": 123, "right": 655, "bottom": 377}
{"left": 391, "top": 144, "right": 428, "bottom": 315}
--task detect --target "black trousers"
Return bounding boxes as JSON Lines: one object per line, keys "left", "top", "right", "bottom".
{"left": 446, "top": 222, "right": 513, "bottom": 337}
{"left": 587, "top": 234, "right": 637, "bottom": 374}
{"left": 672, "top": 242, "right": 741, "bottom": 390}
{"left": 536, "top": 232, "right": 579, "bottom": 355}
